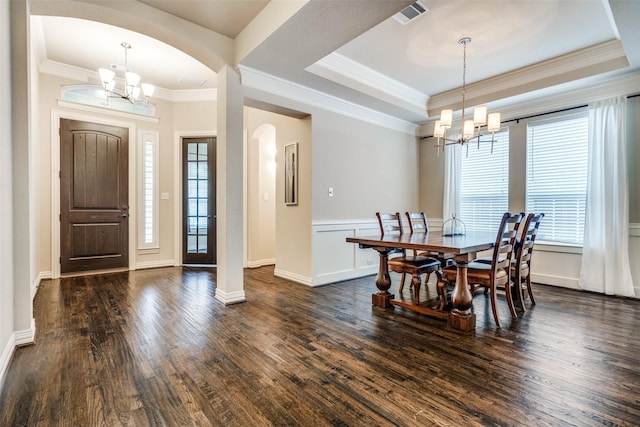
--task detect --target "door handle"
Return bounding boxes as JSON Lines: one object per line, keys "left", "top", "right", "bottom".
{"left": 119, "top": 213, "right": 129, "bottom": 219}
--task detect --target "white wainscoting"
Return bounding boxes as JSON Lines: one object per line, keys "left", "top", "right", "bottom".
{"left": 312, "top": 219, "right": 639, "bottom": 297}
{"left": 311, "top": 218, "right": 445, "bottom": 287}
{"left": 312, "top": 219, "right": 380, "bottom": 286}
{"left": 629, "top": 224, "right": 640, "bottom": 297}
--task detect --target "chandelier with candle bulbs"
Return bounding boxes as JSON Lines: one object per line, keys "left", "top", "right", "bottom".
{"left": 98, "top": 42, "right": 155, "bottom": 105}
{"left": 433, "top": 37, "right": 501, "bottom": 156}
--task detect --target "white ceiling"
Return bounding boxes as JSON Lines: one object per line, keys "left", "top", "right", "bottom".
{"left": 30, "top": 0, "right": 640, "bottom": 125}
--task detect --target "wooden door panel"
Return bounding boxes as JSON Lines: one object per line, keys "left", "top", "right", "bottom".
{"left": 70, "top": 223, "right": 121, "bottom": 257}
{"left": 60, "top": 119, "right": 129, "bottom": 274}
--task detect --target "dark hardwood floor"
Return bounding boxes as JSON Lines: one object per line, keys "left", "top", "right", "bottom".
{"left": 1, "top": 266, "right": 639, "bottom": 426}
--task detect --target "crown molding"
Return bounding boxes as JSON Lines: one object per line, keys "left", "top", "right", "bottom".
{"left": 427, "top": 39, "right": 629, "bottom": 117}
{"left": 238, "top": 65, "right": 418, "bottom": 135}
{"left": 495, "top": 69, "right": 640, "bottom": 122}
{"left": 39, "top": 60, "right": 90, "bottom": 83}
{"left": 306, "top": 52, "right": 427, "bottom": 116}
{"left": 418, "top": 69, "right": 640, "bottom": 135}
{"left": 30, "top": 16, "right": 48, "bottom": 66}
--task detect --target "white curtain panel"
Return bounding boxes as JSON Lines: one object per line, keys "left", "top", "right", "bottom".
{"left": 579, "top": 96, "right": 635, "bottom": 296}
{"left": 442, "top": 141, "right": 461, "bottom": 223}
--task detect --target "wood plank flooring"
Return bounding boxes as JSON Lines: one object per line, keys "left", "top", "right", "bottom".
{"left": 1, "top": 266, "right": 639, "bottom": 426}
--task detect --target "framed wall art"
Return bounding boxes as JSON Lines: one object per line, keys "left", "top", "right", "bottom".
{"left": 284, "top": 142, "right": 298, "bottom": 205}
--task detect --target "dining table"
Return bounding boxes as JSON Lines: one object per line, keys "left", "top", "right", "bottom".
{"left": 346, "top": 230, "right": 496, "bottom": 332}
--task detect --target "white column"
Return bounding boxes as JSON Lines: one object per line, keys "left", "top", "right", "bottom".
{"left": 215, "top": 66, "right": 246, "bottom": 304}
{"left": 10, "top": 0, "right": 35, "bottom": 341}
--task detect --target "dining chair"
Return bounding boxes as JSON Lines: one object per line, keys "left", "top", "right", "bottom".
{"left": 475, "top": 212, "right": 545, "bottom": 311}
{"left": 439, "top": 212, "right": 524, "bottom": 328}
{"left": 405, "top": 211, "right": 454, "bottom": 272}
{"left": 512, "top": 212, "right": 544, "bottom": 310}
{"left": 376, "top": 212, "right": 441, "bottom": 295}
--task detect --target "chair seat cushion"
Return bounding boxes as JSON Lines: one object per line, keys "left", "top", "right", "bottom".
{"left": 475, "top": 256, "right": 509, "bottom": 265}
{"left": 389, "top": 255, "right": 440, "bottom": 269}
{"left": 441, "top": 262, "right": 508, "bottom": 284}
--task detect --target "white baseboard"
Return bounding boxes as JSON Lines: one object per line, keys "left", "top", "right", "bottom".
{"left": 246, "top": 258, "right": 275, "bottom": 268}
{"left": 14, "top": 319, "right": 36, "bottom": 346}
{"left": 214, "top": 289, "right": 246, "bottom": 305}
{"left": 33, "top": 271, "right": 52, "bottom": 301}
{"left": 134, "top": 259, "right": 176, "bottom": 270}
{"left": 0, "top": 319, "right": 36, "bottom": 390}
{"left": 532, "top": 273, "right": 580, "bottom": 290}
{"left": 0, "top": 334, "right": 15, "bottom": 390}
{"left": 314, "top": 265, "right": 378, "bottom": 286}
{"left": 274, "top": 268, "right": 313, "bottom": 286}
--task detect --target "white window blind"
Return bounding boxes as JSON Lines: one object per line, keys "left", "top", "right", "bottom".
{"left": 139, "top": 131, "right": 159, "bottom": 250}
{"left": 459, "top": 130, "right": 509, "bottom": 232}
{"left": 526, "top": 113, "right": 588, "bottom": 245}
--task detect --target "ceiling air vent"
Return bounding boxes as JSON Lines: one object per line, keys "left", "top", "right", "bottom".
{"left": 179, "top": 75, "right": 206, "bottom": 88}
{"left": 393, "top": 1, "right": 429, "bottom": 25}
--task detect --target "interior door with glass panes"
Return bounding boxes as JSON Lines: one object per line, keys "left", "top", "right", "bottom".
{"left": 182, "top": 137, "right": 216, "bottom": 264}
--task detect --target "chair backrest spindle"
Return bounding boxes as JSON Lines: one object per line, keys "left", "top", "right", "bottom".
{"left": 405, "top": 212, "right": 429, "bottom": 234}
{"left": 376, "top": 212, "right": 404, "bottom": 236}
{"left": 492, "top": 212, "right": 524, "bottom": 275}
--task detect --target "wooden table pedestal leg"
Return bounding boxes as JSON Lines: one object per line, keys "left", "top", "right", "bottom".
{"left": 371, "top": 247, "right": 394, "bottom": 308}
{"left": 447, "top": 261, "right": 476, "bottom": 332}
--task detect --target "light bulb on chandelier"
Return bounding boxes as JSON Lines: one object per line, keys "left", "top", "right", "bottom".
{"left": 98, "top": 42, "right": 155, "bottom": 105}
{"left": 433, "top": 37, "right": 501, "bottom": 157}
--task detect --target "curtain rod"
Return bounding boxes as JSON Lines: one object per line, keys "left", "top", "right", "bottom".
{"left": 419, "top": 93, "right": 640, "bottom": 139}
{"left": 505, "top": 92, "right": 640, "bottom": 124}
{"left": 502, "top": 104, "right": 586, "bottom": 124}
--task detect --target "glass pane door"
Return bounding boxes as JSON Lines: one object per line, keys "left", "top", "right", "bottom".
{"left": 183, "top": 137, "right": 216, "bottom": 264}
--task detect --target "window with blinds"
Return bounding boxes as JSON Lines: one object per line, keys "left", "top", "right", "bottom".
{"left": 526, "top": 112, "right": 588, "bottom": 245}
{"left": 459, "top": 130, "right": 509, "bottom": 232}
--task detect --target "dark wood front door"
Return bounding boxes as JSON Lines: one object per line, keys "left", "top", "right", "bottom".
{"left": 60, "top": 119, "right": 129, "bottom": 274}
{"left": 182, "top": 137, "right": 216, "bottom": 264}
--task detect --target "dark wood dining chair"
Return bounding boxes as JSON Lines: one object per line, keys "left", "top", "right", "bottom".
{"left": 512, "top": 212, "right": 544, "bottom": 310}
{"left": 439, "top": 212, "right": 524, "bottom": 328}
{"left": 405, "top": 211, "right": 454, "bottom": 272}
{"left": 376, "top": 212, "right": 440, "bottom": 295}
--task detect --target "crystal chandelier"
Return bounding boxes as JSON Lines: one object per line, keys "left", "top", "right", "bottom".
{"left": 98, "top": 42, "right": 155, "bottom": 104}
{"left": 433, "top": 37, "right": 501, "bottom": 156}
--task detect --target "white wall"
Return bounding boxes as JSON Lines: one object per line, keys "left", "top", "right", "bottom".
{"left": 0, "top": 0, "right": 16, "bottom": 386}
{"left": 11, "top": 0, "right": 34, "bottom": 338}
{"left": 2, "top": 0, "right": 37, "bottom": 388}
{"left": 274, "top": 115, "right": 312, "bottom": 284}
{"left": 244, "top": 111, "right": 278, "bottom": 268}
{"left": 257, "top": 127, "right": 276, "bottom": 264}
